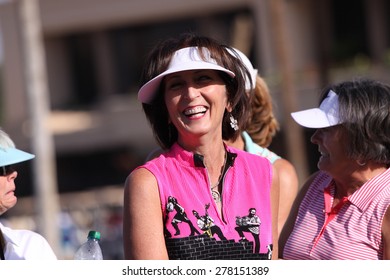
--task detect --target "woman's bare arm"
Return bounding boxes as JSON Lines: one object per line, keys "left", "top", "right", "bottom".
{"left": 123, "top": 168, "right": 169, "bottom": 259}
{"left": 273, "top": 158, "right": 299, "bottom": 237}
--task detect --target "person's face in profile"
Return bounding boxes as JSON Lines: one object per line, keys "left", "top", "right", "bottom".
{"left": 0, "top": 165, "right": 18, "bottom": 215}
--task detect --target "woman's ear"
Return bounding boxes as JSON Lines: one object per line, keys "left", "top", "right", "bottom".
{"left": 226, "top": 102, "right": 233, "bottom": 113}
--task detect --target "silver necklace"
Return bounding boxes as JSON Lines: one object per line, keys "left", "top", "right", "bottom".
{"left": 210, "top": 152, "right": 227, "bottom": 203}
{"left": 211, "top": 187, "right": 222, "bottom": 203}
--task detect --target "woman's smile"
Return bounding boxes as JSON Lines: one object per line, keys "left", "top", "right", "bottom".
{"left": 183, "top": 106, "right": 208, "bottom": 119}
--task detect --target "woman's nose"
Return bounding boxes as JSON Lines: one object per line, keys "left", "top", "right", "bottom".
{"left": 7, "top": 171, "right": 18, "bottom": 181}
{"left": 310, "top": 129, "right": 320, "bottom": 144}
{"left": 184, "top": 85, "right": 200, "bottom": 100}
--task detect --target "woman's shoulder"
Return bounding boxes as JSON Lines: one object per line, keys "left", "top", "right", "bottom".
{"left": 273, "top": 158, "right": 298, "bottom": 182}
{"left": 127, "top": 166, "right": 157, "bottom": 188}
{"left": 2, "top": 225, "right": 48, "bottom": 243}
{"left": 1, "top": 226, "right": 57, "bottom": 259}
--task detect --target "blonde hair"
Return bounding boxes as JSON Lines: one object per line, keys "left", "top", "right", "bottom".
{"left": 246, "top": 76, "right": 279, "bottom": 147}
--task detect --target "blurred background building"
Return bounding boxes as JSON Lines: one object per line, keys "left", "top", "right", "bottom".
{"left": 0, "top": 0, "right": 389, "bottom": 259}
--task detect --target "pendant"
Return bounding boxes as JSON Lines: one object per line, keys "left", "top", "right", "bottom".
{"left": 211, "top": 189, "right": 221, "bottom": 203}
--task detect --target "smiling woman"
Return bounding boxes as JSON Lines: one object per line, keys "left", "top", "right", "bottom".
{"left": 280, "top": 78, "right": 390, "bottom": 260}
{"left": 122, "top": 33, "right": 280, "bottom": 260}
{"left": 163, "top": 69, "right": 228, "bottom": 139}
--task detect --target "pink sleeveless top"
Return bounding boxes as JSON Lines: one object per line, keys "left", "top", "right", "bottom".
{"left": 138, "top": 143, "right": 273, "bottom": 259}
{"left": 283, "top": 169, "right": 390, "bottom": 259}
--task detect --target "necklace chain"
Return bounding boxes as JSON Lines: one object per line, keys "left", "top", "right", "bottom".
{"left": 210, "top": 152, "right": 227, "bottom": 203}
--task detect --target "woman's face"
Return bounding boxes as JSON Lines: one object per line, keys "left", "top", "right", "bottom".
{"left": 310, "top": 125, "right": 352, "bottom": 176}
{"left": 163, "top": 69, "right": 228, "bottom": 143}
{"left": 0, "top": 169, "right": 18, "bottom": 215}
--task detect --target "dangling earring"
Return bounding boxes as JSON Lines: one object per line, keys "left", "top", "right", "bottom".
{"left": 230, "top": 114, "right": 238, "bottom": 131}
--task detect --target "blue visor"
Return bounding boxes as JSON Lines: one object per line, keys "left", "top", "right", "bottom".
{"left": 0, "top": 147, "right": 35, "bottom": 167}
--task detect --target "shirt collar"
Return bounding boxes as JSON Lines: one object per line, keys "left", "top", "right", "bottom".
{"left": 319, "top": 168, "right": 390, "bottom": 212}
{"left": 168, "top": 142, "right": 237, "bottom": 168}
{"left": 0, "top": 222, "right": 20, "bottom": 247}
{"left": 348, "top": 167, "right": 390, "bottom": 211}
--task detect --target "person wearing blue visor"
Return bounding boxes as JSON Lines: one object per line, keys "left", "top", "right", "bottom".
{"left": 0, "top": 129, "right": 57, "bottom": 260}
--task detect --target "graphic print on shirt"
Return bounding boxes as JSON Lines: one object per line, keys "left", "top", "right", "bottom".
{"left": 192, "top": 203, "right": 226, "bottom": 240}
{"left": 164, "top": 196, "right": 271, "bottom": 259}
{"left": 235, "top": 208, "right": 261, "bottom": 253}
{"left": 165, "top": 196, "right": 200, "bottom": 236}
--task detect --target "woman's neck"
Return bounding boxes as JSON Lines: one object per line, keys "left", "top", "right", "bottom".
{"left": 179, "top": 138, "right": 226, "bottom": 181}
{"left": 225, "top": 135, "right": 245, "bottom": 150}
{"left": 333, "top": 163, "right": 388, "bottom": 198}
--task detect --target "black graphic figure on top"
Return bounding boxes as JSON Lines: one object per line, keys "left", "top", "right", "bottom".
{"left": 192, "top": 203, "right": 226, "bottom": 240}
{"left": 166, "top": 196, "right": 200, "bottom": 236}
{"left": 163, "top": 207, "right": 172, "bottom": 238}
{"left": 235, "top": 208, "right": 261, "bottom": 253}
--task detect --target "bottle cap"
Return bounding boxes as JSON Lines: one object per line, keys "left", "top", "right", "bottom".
{"left": 88, "top": 230, "right": 101, "bottom": 241}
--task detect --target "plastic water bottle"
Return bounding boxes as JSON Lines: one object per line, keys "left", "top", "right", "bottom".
{"left": 74, "top": 230, "right": 103, "bottom": 260}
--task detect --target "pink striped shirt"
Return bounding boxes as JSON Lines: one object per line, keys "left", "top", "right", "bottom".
{"left": 283, "top": 169, "right": 390, "bottom": 260}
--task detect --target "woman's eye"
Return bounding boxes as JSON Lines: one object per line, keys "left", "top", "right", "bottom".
{"left": 197, "top": 75, "right": 212, "bottom": 83}
{"left": 167, "top": 81, "right": 183, "bottom": 90}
